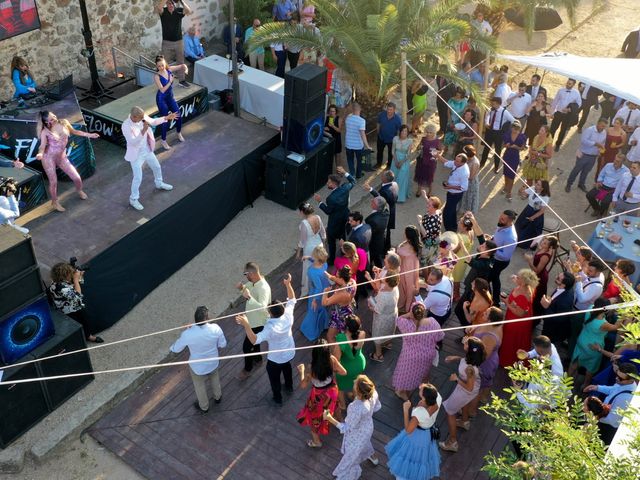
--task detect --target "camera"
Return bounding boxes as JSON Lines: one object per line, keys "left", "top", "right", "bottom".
{"left": 0, "top": 176, "right": 17, "bottom": 197}
{"left": 69, "top": 256, "right": 90, "bottom": 272}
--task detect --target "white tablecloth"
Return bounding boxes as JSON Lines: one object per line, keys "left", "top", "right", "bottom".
{"left": 193, "top": 55, "right": 285, "bottom": 126}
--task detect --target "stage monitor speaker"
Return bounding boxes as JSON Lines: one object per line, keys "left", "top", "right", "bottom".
{"left": 265, "top": 139, "right": 335, "bottom": 210}
{"left": 0, "top": 225, "right": 37, "bottom": 285}
{"left": 283, "top": 114, "right": 325, "bottom": 154}
{"left": 284, "top": 91, "right": 326, "bottom": 124}
{"left": 0, "top": 266, "right": 45, "bottom": 319}
{"left": 0, "top": 295, "right": 55, "bottom": 365}
{"left": 284, "top": 63, "right": 327, "bottom": 102}
{"left": 265, "top": 147, "right": 319, "bottom": 210}
{"left": 30, "top": 310, "right": 94, "bottom": 411}
{"left": 0, "top": 360, "right": 49, "bottom": 448}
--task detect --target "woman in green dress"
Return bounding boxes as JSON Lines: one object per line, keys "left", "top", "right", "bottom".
{"left": 568, "top": 298, "right": 628, "bottom": 389}
{"left": 333, "top": 314, "right": 367, "bottom": 420}
{"left": 410, "top": 79, "right": 428, "bottom": 134}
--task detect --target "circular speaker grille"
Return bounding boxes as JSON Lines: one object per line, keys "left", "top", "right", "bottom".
{"left": 11, "top": 314, "right": 41, "bottom": 345}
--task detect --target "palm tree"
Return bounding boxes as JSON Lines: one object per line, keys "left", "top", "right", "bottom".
{"left": 249, "top": 0, "right": 496, "bottom": 121}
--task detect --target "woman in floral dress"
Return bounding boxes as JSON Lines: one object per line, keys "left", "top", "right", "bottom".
{"left": 392, "top": 303, "right": 445, "bottom": 400}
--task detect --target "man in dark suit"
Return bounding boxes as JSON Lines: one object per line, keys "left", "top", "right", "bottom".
{"left": 365, "top": 197, "right": 390, "bottom": 268}
{"left": 364, "top": 170, "right": 398, "bottom": 253}
{"left": 540, "top": 271, "right": 576, "bottom": 345}
{"left": 621, "top": 27, "right": 640, "bottom": 58}
{"left": 345, "top": 211, "right": 371, "bottom": 252}
{"left": 526, "top": 74, "right": 547, "bottom": 101}
{"left": 577, "top": 82, "right": 603, "bottom": 133}
{"left": 314, "top": 166, "right": 356, "bottom": 265}
{"left": 435, "top": 75, "right": 456, "bottom": 134}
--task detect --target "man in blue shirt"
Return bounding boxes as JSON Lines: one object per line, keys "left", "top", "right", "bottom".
{"left": 376, "top": 102, "right": 402, "bottom": 169}
{"left": 245, "top": 19, "right": 265, "bottom": 70}
{"left": 489, "top": 210, "right": 518, "bottom": 305}
{"left": 586, "top": 153, "right": 629, "bottom": 215}
{"left": 272, "top": 0, "right": 296, "bottom": 21}
{"left": 183, "top": 26, "right": 205, "bottom": 64}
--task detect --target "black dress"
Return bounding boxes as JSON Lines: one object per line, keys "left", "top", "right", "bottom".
{"left": 325, "top": 115, "right": 342, "bottom": 153}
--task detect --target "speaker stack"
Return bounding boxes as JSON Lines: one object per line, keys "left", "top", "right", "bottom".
{"left": 265, "top": 64, "right": 335, "bottom": 209}
{"left": 283, "top": 63, "right": 327, "bottom": 154}
{"left": 0, "top": 226, "right": 94, "bottom": 448}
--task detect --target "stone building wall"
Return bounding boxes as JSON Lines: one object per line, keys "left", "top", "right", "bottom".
{"left": 0, "top": 0, "right": 226, "bottom": 100}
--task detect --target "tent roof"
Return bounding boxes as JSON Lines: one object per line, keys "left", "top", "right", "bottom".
{"left": 499, "top": 53, "right": 640, "bottom": 105}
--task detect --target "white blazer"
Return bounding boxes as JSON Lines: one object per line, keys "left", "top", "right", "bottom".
{"left": 122, "top": 114, "right": 167, "bottom": 162}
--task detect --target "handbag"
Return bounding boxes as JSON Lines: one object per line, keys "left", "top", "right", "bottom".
{"left": 430, "top": 425, "right": 441, "bottom": 441}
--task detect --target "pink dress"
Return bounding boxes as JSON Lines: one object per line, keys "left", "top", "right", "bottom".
{"left": 41, "top": 128, "right": 83, "bottom": 202}
{"left": 392, "top": 316, "right": 444, "bottom": 390}
{"left": 442, "top": 358, "right": 480, "bottom": 415}
{"left": 397, "top": 242, "right": 420, "bottom": 313}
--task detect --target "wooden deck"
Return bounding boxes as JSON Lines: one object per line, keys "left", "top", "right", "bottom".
{"left": 89, "top": 258, "right": 510, "bottom": 479}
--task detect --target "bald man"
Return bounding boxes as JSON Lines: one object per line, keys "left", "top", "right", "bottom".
{"left": 121, "top": 106, "right": 176, "bottom": 210}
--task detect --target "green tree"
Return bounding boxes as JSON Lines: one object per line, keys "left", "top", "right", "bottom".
{"left": 249, "top": 0, "right": 496, "bottom": 120}
{"left": 482, "top": 296, "right": 640, "bottom": 480}
{"left": 222, "top": 0, "right": 272, "bottom": 30}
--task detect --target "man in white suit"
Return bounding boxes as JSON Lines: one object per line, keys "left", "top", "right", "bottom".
{"left": 122, "top": 106, "right": 176, "bottom": 210}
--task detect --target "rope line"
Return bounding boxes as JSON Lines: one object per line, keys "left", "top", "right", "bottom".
{"left": 1, "top": 302, "right": 635, "bottom": 386}
{"left": 4, "top": 208, "right": 637, "bottom": 372}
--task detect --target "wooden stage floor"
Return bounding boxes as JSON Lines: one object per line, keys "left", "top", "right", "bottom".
{"left": 89, "top": 258, "right": 510, "bottom": 479}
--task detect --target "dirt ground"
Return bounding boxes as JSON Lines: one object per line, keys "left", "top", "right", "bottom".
{"left": 2, "top": 1, "right": 637, "bottom": 478}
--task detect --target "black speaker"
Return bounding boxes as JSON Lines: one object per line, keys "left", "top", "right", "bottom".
{"left": 283, "top": 114, "right": 325, "bottom": 153}
{"left": 0, "top": 295, "right": 55, "bottom": 365}
{"left": 284, "top": 92, "right": 326, "bottom": 124}
{"left": 0, "top": 360, "right": 49, "bottom": 448}
{"left": 284, "top": 63, "right": 327, "bottom": 102}
{"left": 0, "top": 225, "right": 37, "bottom": 285}
{"left": 265, "top": 139, "right": 335, "bottom": 210}
{"left": 0, "top": 266, "right": 45, "bottom": 319}
{"left": 30, "top": 310, "right": 94, "bottom": 410}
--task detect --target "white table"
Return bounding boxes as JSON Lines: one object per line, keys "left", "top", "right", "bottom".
{"left": 194, "top": 55, "right": 285, "bottom": 127}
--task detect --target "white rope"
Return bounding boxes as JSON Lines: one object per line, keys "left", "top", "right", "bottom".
{"left": 405, "top": 60, "right": 636, "bottom": 296}
{"left": 1, "top": 301, "right": 636, "bottom": 386}
{"left": 4, "top": 207, "right": 637, "bottom": 373}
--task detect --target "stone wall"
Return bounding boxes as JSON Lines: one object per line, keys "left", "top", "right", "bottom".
{"left": 0, "top": 0, "right": 227, "bottom": 100}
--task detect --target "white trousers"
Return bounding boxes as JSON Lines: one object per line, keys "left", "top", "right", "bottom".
{"left": 129, "top": 151, "right": 163, "bottom": 202}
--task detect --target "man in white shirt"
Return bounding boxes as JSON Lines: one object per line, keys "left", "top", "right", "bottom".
{"left": 627, "top": 126, "right": 640, "bottom": 162}
{"left": 0, "top": 179, "right": 28, "bottom": 234}
{"left": 613, "top": 160, "right": 640, "bottom": 215}
{"left": 573, "top": 259, "right": 605, "bottom": 310}
{"left": 344, "top": 103, "right": 371, "bottom": 179}
{"left": 437, "top": 152, "right": 470, "bottom": 231}
{"left": 518, "top": 335, "right": 563, "bottom": 378}
{"left": 613, "top": 101, "right": 640, "bottom": 135}
{"left": 550, "top": 78, "right": 582, "bottom": 151}
{"left": 493, "top": 73, "right": 512, "bottom": 107}
{"left": 170, "top": 306, "right": 227, "bottom": 413}
{"left": 122, "top": 106, "right": 175, "bottom": 211}
{"left": 586, "top": 153, "right": 629, "bottom": 215}
{"left": 584, "top": 363, "right": 637, "bottom": 443}
{"left": 507, "top": 81, "right": 532, "bottom": 127}
{"left": 236, "top": 273, "right": 296, "bottom": 405}
{"left": 422, "top": 268, "right": 453, "bottom": 326}
{"left": 565, "top": 118, "right": 608, "bottom": 193}
{"left": 480, "top": 96, "right": 515, "bottom": 172}
{"left": 472, "top": 11, "right": 492, "bottom": 35}
{"left": 235, "top": 262, "right": 271, "bottom": 379}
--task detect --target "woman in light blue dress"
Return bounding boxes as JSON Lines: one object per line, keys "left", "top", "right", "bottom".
{"left": 301, "top": 245, "right": 331, "bottom": 341}
{"left": 391, "top": 125, "right": 414, "bottom": 203}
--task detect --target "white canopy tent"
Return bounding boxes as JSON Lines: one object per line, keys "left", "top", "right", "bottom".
{"left": 499, "top": 53, "right": 640, "bottom": 105}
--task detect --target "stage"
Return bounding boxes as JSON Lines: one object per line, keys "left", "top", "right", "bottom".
{"left": 80, "top": 82, "right": 209, "bottom": 147}
{"left": 20, "top": 110, "right": 280, "bottom": 332}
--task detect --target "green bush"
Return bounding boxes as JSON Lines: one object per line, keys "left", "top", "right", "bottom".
{"left": 221, "top": 0, "right": 272, "bottom": 30}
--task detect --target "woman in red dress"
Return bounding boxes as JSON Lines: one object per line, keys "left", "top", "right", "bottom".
{"left": 499, "top": 269, "right": 539, "bottom": 368}
{"left": 595, "top": 117, "right": 626, "bottom": 179}
{"left": 524, "top": 236, "right": 557, "bottom": 317}
{"left": 603, "top": 259, "right": 635, "bottom": 303}
{"left": 296, "top": 339, "right": 347, "bottom": 447}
